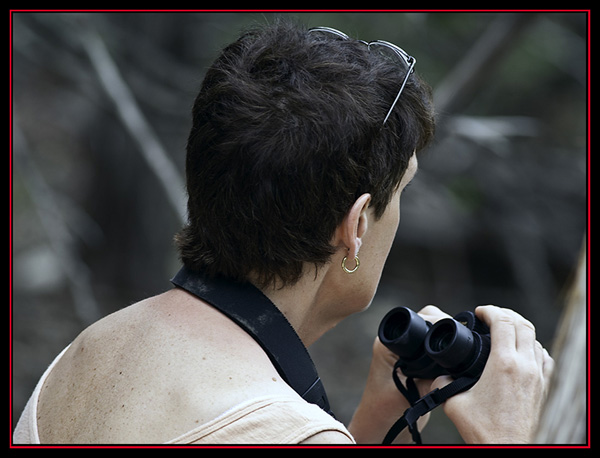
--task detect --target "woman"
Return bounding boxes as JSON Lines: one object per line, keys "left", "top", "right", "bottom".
{"left": 14, "top": 20, "right": 553, "bottom": 444}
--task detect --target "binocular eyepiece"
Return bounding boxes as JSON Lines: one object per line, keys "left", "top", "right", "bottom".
{"left": 378, "top": 307, "right": 490, "bottom": 380}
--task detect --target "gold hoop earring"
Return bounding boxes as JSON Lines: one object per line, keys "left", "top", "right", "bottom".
{"left": 341, "top": 255, "right": 360, "bottom": 274}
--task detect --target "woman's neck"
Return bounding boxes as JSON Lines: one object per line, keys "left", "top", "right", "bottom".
{"left": 252, "top": 262, "right": 345, "bottom": 347}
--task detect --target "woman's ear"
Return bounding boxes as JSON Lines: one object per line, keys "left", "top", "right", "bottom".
{"left": 339, "top": 193, "right": 371, "bottom": 259}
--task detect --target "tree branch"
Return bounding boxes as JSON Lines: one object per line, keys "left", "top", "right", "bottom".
{"left": 75, "top": 18, "right": 186, "bottom": 224}
{"left": 434, "top": 13, "right": 540, "bottom": 116}
{"left": 13, "top": 119, "right": 102, "bottom": 325}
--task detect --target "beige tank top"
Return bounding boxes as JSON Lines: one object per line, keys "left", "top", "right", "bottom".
{"left": 13, "top": 345, "right": 354, "bottom": 444}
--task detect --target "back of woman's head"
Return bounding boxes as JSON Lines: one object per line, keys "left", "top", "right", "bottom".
{"left": 175, "top": 19, "right": 435, "bottom": 288}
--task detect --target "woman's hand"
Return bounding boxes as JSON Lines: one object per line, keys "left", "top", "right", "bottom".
{"left": 431, "top": 305, "right": 554, "bottom": 444}
{"left": 349, "top": 305, "right": 450, "bottom": 444}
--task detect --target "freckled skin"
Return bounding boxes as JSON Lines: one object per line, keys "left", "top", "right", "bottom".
{"left": 36, "top": 291, "right": 297, "bottom": 443}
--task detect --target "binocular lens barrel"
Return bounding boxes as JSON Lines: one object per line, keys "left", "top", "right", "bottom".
{"left": 379, "top": 307, "right": 490, "bottom": 380}
{"left": 425, "top": 319, "right": 476, "bottom": 368}
{"left": 379, "top": 307, "right": 430, "bottom": 359}
{"left": 425, "top": 317, "right": 490, "bottom": 378}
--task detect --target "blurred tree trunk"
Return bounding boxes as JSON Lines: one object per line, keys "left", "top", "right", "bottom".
{"left": 433, "top": 13, "right": 539, "bottom": 116}
{"left": 535, "top": 237, "right": 588, "bottom": 444}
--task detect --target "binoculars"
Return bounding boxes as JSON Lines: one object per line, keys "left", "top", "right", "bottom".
{"left": 378, "top": 307, "right": 491, "bottom": 380}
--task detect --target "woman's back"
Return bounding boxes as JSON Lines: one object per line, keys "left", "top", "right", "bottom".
{"left": 33, "top": 289, "right": 298, "bottom": 443}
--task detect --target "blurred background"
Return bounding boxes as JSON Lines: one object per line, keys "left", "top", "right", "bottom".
{"left": 11, "top": 11, "right": 587, "bottom": 444}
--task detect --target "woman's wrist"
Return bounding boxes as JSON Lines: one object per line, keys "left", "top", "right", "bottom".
{"left": 348, "top": 340, "right": 416, "bottom": 444}
{"left": 349, "top": 391, "right": 412, "bottom": 444}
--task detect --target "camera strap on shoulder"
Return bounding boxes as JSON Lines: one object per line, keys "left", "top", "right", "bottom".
{"left": 171, "top": 266, "right": 333, "bottom": 417}
{"left": 383, "top": 363, "right": 479, "bottom": 445}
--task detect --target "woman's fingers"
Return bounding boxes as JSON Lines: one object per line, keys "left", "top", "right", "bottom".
{"left": 417, "top": 304, "right": 452, "bottom": 324}
{"left": 476, "top": 305, "right": 517, "bottom": 350}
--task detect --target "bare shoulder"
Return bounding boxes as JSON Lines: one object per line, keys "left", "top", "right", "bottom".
{"left": 37, "top": 288, "right": 296, "bottom": 443}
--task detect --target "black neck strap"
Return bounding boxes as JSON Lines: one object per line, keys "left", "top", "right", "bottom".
{"left": 383, "top": 362, "right": 479, "bottom": 445}
{"left": 170, "top": 266, "right": 333, "bottom": 416}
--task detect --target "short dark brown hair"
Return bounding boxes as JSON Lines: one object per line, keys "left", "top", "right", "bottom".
{"left": 175, "top": 20, "right": 435, "bottom": 287}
